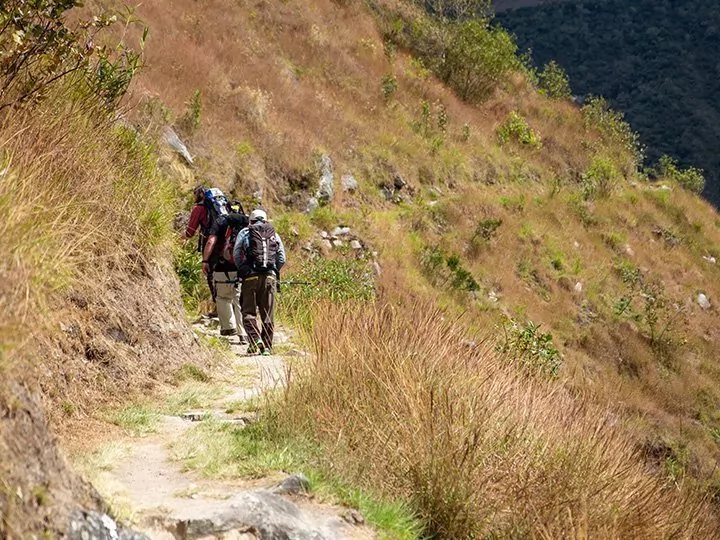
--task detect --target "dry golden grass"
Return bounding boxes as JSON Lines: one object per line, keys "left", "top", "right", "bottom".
{"left": 276, "top": 300, "right": 719, "bottom": 538}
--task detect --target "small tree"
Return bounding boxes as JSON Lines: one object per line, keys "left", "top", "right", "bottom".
{"left": 538, "top": 60, "right": 571, "bottom": 100}
{"left": 657, "top": 155, "right": 705, "bottom": 194}
{"left": 441, "top": 19, "right": 519, "bottom": 103}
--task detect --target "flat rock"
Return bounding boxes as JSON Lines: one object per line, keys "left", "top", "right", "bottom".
{"left": 163, "top": 128, "right": 194, "bottom": 166}
{"left": 155, "top": 490, "right": 342, "bottom": 540}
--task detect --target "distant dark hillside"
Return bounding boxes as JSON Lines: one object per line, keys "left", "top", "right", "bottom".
{"left": 497, "top": 0, "right": 720, "bottom": 207}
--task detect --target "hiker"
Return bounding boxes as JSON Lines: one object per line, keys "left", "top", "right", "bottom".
{"left": 233, "top": 209, "right": 286, "bottom": 355}
{"left": 201, "top": 205, "right": 250, "bottom": 343}
{"left": 182, "top": 185, "right": 216, "bottom": 309}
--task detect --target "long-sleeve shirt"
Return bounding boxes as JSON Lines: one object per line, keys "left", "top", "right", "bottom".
{"left": 233, "top": 224, "right": 286, "bottom": 275}
{"left": 184, "top": 204, "right": 208, "bottom": 238}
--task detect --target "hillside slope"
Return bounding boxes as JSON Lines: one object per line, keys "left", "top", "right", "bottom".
{"left": 2, "top": 0, "right": 720, "bottom": 536}
{"left": 496, "top": 0, "right": 720, "bottom": 207}
{"left": 115, "top": 0, "right": 720, "bottom": 519}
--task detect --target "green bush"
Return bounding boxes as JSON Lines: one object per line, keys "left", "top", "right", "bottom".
{"left": 537, "top": 60, "right": 572, "bottom": 99}
{"left": 420, "top": 246, "right": 479, "bottom": 292}
{"left": 657, "top": 155, "right": 705, "bottom": 194}
{"left": 279, "top": 257, "right": 375, "bottom": 328}
{"left": 582, "top": 97, "right": 643, "bottom": 165}
{"left": 496, "top": 111, "right": 542, "bottom": 148}
{"left": 174, "top": 241, "right": 208, "bottom": 314}
{"left": 381, "top": 73, "right": 398, "bottom": 102}
{"left": 441, "top": 19, "right": 519, "bottom": 103}
{"left": 581, "top": 155, "right": 620, "bottom": 200}
{"left": 497, "top": 318, "right": 562, "bottom": 377}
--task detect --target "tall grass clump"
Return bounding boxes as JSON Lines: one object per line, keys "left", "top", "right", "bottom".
{"left": 0, "top": 83, "right": 174, "bottom": 366}
{"left": 273, "top": 301, "right": 717, "bottom": 538}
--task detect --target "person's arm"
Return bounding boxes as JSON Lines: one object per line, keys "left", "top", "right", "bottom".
{"left": 183, "top": 205, "right": 205, "bottom": 239}
{"left": 202, "top": 235, "right": 217, "bottom": 275}
{"left": 275, "top": 234, "right": 286, "bottom": 272}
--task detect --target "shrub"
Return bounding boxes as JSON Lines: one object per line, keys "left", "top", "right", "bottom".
{"left": 497, "top": 317, "right": 562, "bottom": 377}
{"left": 581, "top": 155, "right": 620, "bottom": 200}
{"left": 441, "top": 19, "right": 519, "bottom": 103}
{"left": 380, "top": 73, "right": 398, "bottom": 102}
{"left": 174, "top": 241, "right": 208, "bottom": 314}
{"left": 582, "top": 96, "right": 643, "bottom": 166}
{"left": 180, "top": 89, "right": 203, "bottom": 133}
{"left": 0, "top": 1, "right": 144, "bottom": 110}
{"left": 279, "top": 257, "right": 375, "bottom": 329}
{"left": 420, "top": 246, "right": 479, "bottom": 291}
{"left": 657, "top": 155, "right": 705, "bottom": 194}
{"left": 496, "top": 111, "right": 542, "bottom": 148}
{"left": 538, "top": 60, "right": 572, "bottom": 99}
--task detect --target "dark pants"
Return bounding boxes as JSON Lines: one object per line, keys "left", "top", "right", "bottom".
{"left": 241, "top": 273, "right": 276, "bottom": 350}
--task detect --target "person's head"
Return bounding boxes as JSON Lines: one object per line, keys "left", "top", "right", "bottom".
{"left": 250, "top": 209, "right": 267, "bottom": 223}
{"left": 193, "top": 184, "right": 205, "bottom": 204}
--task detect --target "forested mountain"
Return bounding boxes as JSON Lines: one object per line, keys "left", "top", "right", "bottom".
{"left": 496, "top": 0, "right": 720, "bottom": 207}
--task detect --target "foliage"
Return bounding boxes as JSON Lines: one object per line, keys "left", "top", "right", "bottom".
{"left": 421, "top": 245, "right": 479, "bottom": 291}
{"left": 497, "top": 317, "right": 562, "bottom": 377}
{"left": 581, "top": 97, "right": 642, "bottom": 165}
{"left": 174, "top": 241, "right": 208, "bottom": 314}
{"left": 381, "top": 73, "right": 398, "bottom": 102}
{"left": 581, "top": 155, "right": 621, "bottom": 200}
{"left": 440, "top": 19, "right": 519, "bottom": 103}
{"left": 180, "top": 89, "right": 203, "bottom": 132}
{"left": 658, "top": 155, "right": 705, "bottom": 195}
{"left": 537, "top": 60, "right": 571, "bottom": 99}
{"left": 0, "top": 1, "right": 146, "bottom": 110}
{"left": 279, "top": 257, "right": 375, "bottom": 328}
{"left": 496, "top": 111, "right": 542, "bottom": 148}
{"left": 498, "top": 0, "right": 720, "bottom": 204}
{"left": 613, "top": 261, "right": 686, "bottom": 362}
{"left": 473, "top": 218, "right": 503, "bottom": 241}
{"left": 421, "top": 0, "right": 491, "bottom": 21}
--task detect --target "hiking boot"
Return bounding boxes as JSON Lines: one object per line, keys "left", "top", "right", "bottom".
{"left": 247, "top": 341, "right": 264, "bottom": 355}
{"left": 261, "top": 348, "right": 272, "bottom": 356}
{"left": 220, "top": 328, "right": 237, "bottom": 336}
{"left": 238, "top": 335, "right": 248, "bottom": 345}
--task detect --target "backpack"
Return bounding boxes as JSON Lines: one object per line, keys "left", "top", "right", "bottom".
{"left": 247, "top": 221, "right": 278, "bottom": 271}
{"left": 220, "top": 203, "right": 247, "bottom": 265}
{"left": 203, "top": 188, "right": 229, "bottom": 226}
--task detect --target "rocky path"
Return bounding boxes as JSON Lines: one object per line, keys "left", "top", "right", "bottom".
{"left": 80, "top": 317, "right": 374, "bottom": 540}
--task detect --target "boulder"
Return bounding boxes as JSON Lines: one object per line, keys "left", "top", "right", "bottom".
{"left": 306, "top": 197, "right": 320, "bottom": 213}
{"left": 393, "top": 173, "right": 407, "bottom": 190}
{"left": 350, "top": 240, "right": 362, "bottom": 250}
{"left": 703, "top": 255, "right": 717, "bottom": 264}
{"left": 341, "top": 174, "right": 358, "bottom": 192}
{"left": 68, "top": 510, "right": 149, "bottom": 540}
{"left": 272, "top": 473, "right": 311, "bottom": 495}
{"left": 159, "top": 491, "right": 340, "bottom": 540}
{"left": 698, "top": 293, "right": 711, "bottom": 310}
{"left": 316, "top": 154, "right": 334, "bottom": 203}
{"left": 331, "top": 226, "right": 351, "bottom": 237}
{"left": 163, "top": 127, "right": 194, "bottom": 166}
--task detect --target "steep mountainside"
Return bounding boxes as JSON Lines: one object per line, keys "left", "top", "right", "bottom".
{"left": 2, "top": 0, "right": 720, "bottom": 536}
{"left": 497, "top": 0, "right": 720, "bottom": 207}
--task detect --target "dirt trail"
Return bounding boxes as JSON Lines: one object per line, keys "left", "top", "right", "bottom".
{"left": 79, "top": 318, "right": 374, "bottom": 540}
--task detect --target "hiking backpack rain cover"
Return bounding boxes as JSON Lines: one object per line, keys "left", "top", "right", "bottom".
{"left": 247, "top": 221, "right": 278, "bottom": 272}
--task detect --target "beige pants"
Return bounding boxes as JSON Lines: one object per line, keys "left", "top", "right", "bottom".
{"left": 213, "top": 271, "right": 244, "bottom": 337}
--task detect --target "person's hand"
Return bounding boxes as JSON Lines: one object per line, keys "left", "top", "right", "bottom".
{"left": 202, "top": 262, "right": 210, "bottom": 275}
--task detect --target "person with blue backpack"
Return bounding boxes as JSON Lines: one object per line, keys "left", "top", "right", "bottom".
{"left": 233, "top": 209, "right": 286, "bottom": 355}
{"left": 200, "top": 188, "right": 250, "bottom": 343}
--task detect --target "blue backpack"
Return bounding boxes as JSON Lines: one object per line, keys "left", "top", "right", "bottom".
{"left": 204, "top": 188, "right": 229, "bottom": 224}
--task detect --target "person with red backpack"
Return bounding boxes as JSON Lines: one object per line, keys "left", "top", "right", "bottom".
{"left": 201, "top": 204, "right": 250, "bottom": 343}
{"left": 232, "top": 209, "right": 286, "bottom": 355}
{"left": 182, "top": 185, "right": 216, "bottom": 307}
